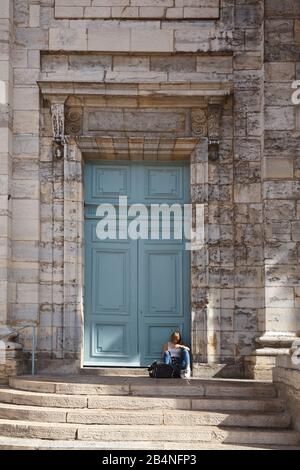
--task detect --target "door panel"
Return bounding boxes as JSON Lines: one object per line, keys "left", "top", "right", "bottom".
{"left": 138, "top": 241, "right": 189, "bottom": 366}
{"left": 84, "top": 221, "right": 139, "bottom": 365}
{"left": 145, "top": 166, "right": 184, "bottom": 200}
{"left": 145, "top": 249, "right": 182, "bottom": 316}
{"left": 84, "top": 161, "right": 190, "bottom": 367}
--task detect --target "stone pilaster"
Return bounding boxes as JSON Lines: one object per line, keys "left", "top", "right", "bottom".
{"left": 254, "top": 1, "right": 300, "bottom": 378}
{"left": 0, "top": 0, "right": 23, "bottom": 380}
{"left": 0, "top": 0, "right": 12, "bottom": 327}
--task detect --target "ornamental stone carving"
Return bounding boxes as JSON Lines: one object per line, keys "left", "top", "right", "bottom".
{"left": 65, "top": 107, "right": 83, "bottom": 135}
{"left": 191, "top": 108, "right": 207, "bottom": 136}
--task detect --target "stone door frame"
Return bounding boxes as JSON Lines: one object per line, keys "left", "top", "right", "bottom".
{"left": 38, "top": 79, "right": 231, "bottom": 371}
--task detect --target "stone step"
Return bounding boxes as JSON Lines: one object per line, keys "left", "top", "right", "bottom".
{"left": 0, "top": 403, "right": 291, "bottom": 428}
{"left": 88, "top": 395, "right": 285, "bottom": 412}
{"left": 0, "top": 420, "right": 298, "bottom": 446}
{"left": 81, "top": 367, "right": 148, "bottom": 377}
{"left": 0, "top": 387, "right": 285, "bottom": 412}
{"left": 1, "top": 436, "right": 299, "bottom": 450}
{"left": 0, "top": 387, "right": 88, "bottom": 408}
{"left": 9, "top": 376, "right": 277, "bottom": 399}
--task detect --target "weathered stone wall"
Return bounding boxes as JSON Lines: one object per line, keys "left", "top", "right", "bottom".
{"left": 0, "top": 0, "right": 298, "bottom": 377}
{"left": 273, "top": 355, "right": 300, "bottom": 432}
{"left": 0, "top": 1, "right": 26, "bottom": 380}
{"left": 251, "top": 0, "right": 300, "bottom": 378}
{"left": 54, "top": 0, "right": 220, "bottom": 20}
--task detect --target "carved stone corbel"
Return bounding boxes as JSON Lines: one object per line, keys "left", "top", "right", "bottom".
{"left": 49, "top": 96, "right": 68, "bottom": 159}
{"left": 208, "top": 104, "right": 222, "bottom": 144}
{"left": 51, "top": 103, "right": 65, "bottom": 144}
{"left": 207, "top": 104, "right": 222, "bottom": 161}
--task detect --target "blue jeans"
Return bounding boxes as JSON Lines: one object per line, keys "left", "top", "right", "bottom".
{"left": 163, "top": 349, "right": 190, "bottom": 369}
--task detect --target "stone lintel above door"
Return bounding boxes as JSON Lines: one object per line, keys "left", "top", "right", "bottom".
{"left": 77, "top": 136, "right": 200, "bottom": 161}
{"left": 38, "top": 80, "right": 232, "bottom": 102}
{"left": 40, "top": 80, "right": 231, "bottom": 160}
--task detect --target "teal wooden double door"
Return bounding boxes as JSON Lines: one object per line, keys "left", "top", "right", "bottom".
{"left": 84, "top": 161, "right": 190, "bottom": 366}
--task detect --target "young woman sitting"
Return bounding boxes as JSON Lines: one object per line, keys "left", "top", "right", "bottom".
{"left": 162, "top": 331, "right": 191, "bottom": 379}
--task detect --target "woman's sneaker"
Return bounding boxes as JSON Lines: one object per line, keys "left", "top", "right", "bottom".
{"left": 180, "top": 366, "right": 191, "bottom": 379}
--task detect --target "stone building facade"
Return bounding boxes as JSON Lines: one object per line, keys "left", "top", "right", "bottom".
{"left": 0, "top": 0, "right": 299, "bottom": 391}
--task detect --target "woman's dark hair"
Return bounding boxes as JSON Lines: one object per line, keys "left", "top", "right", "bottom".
{"left": 170, "top": 330, "right": 182, "bottom": 344}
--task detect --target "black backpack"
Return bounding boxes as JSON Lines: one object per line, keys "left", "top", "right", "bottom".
{"left": 148, "top": 361, "right": 181, "bottom": 378}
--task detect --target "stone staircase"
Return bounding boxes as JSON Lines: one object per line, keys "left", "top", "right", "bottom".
{"left": 0, "top": 374, "right": 299, "bottom": 450}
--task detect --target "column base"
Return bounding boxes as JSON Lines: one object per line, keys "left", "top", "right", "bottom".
{"left": 192, "top": 361, "right": 244, "bottom": 379}
{"left": 243, "top": 332, "right": 300, "bottom": 380}
{"left": 258, "top": 332, "right": 298, "bottom": 349}
{"left": 0, "top": 327, "right": 24, "bottom": 383}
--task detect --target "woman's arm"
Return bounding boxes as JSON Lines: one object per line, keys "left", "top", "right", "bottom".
{"left": 177, "top": 344, "right": 190, "bottom": 351}
{"left": 163, "top": 343, "right": 169, "bottom": 352}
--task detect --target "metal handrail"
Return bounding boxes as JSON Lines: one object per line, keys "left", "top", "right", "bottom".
{"left": 0, "top": 325, "right": 36, "bottom": 376}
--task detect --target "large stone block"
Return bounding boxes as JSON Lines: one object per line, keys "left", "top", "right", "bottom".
{"left": 15, "top": 28, "right": 48, "bottom": 50}
{"left": 235, "top": 138, "right": 261, "bottom": 162}
{"left": 113, "top": 56, "right": 149, "bottom": 71}
{"left": 265, "top": 0, "right": 300, "bottom": 18}
{"left": 265, "top": 62, "right": 295, "bottom": 82}
{"left": 175, "top": 0, "right": 219, "bottom": 6}
{"left": 197, "top": 55, "right": 232, "bottom": 73}
{"left": 0, "top": 127, "right": 11, "bottom": 154}
{"left": 264, "top": 242, "right": 298, "bottom": 266}
{"left": 291, "top": 221, "right": 300, "bottom": 242}
{"left": 151, "top": 55, "right": 196, "bottom": 72}
{"left": 265, "top": 307, "right": 300, "bottom": 331}
{"left": 13, "top": 68, "right": 39, "bottom": 86}
{"left": 234, "top": 183, "right": 261, "bottom": 203}
{"left": 55, "top": 6, "right": 84, "bottom": 19}
{"left": 295, "top": 19, "right": 300, "bottom": 43}
{"left": 174, "top": 28, "right": 212, "bottom": 53}
{"left": 235, "top": 4, "right": 263, "bottom": 29}
{"left": 266, "top": 265, "right": 300, "bottom": 287}
{"left": 56, "top": 0, "right": 91, "bottom": 5}
{"left": 234, "top": 309, "right": 257, "bottom": 332}
{"left": 13, "top": 137, "right": 39, "bottom": 158}
{"left": 69, "top": 54, "right": 111, "bottom": 71}
{"left": 235, "top": 288, "right": 265, "bottom": 309}
{"left": 183, "top": 7, "right": 219, "bottom": 19}
{"left": 0, "top": 1, "right": 11, "bottom": 19}
{"left": 87, "top": 109, "right": 186, "bottom": 133}
{"left": 12, "top": 179, "right": 39, "bottom": 199}
{"left": 16, "top": 283, "right": 39, "bottom": 304}
{"left": 29, "top": 4, "right": 40, "bottom": 28}
{"left": 264, "top": 200, "right": 296, "bottom": 221}
{"left": 0, "top": 61, "right": 9, "bottom": 81}
{"left": 131, "top": 29, "right": 173, "bottom": 52}
{"left": 265, "top": 106, "right": 295, "bottom": 131}
{"left": 263, "top": 181, "right": 300, "bottom": 200}
{"left": 265, "top": 19, "right": 294, "bottom": 44}
{"left": 49, "top": 28, "right": 87, "bottom": 51}
{"left": 132, "top": 0, "right": 172, "bottom": 5}
{"left": 234, "top": 52, "right": 262, "bottom": 71}
{"left": 13, "top": 111, "right": 39, "bottom": 134}
{"left": 88, "top": 28, "right": 130, "bottom": 52}
{"left": 265, "top": 287, "right": 295, "bottom": 308}
{"left": 13, "top": 88, "right": 40, "bottom": 111}
{"left": 265, "top": 83, "right": 294, "bottom": 107}
{"left": 235, "top": 267, "right": 263, "bottom": 288}
{"left": 263, "top": 158, "right": 294, "bottom": 180}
